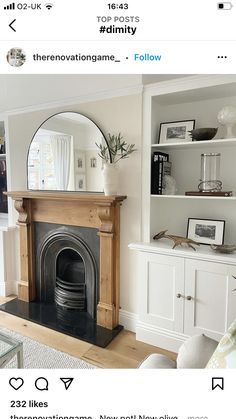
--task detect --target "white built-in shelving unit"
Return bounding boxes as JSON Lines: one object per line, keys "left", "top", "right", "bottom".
{"left": 129, "top": 75, "right": 236, "bottom": 350}
{"left": 142, "top": 75, "right": 236, "bottom": 249}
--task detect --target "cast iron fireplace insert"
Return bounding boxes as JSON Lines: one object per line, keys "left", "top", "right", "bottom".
{"left": 0, "top": 222, "right": 122, "bottom": 347}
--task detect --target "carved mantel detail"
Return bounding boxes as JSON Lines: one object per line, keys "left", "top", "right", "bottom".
{"left": 97, "top": 205, "right": 115, "bottom": 233}
{"left": 7, "top": 191, "right": 126, "bottom": 330}
{"left": 14, "top": 198, "right": 30, "bottom": 225}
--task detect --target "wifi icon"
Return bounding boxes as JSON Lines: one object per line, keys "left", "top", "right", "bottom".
{"left": 45, "top": 3, "right": 53, "bottom": 9}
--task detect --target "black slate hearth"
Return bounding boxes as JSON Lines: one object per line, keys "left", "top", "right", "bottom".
{"left": 0, "top": 299, "right": 123, "bottom": 348}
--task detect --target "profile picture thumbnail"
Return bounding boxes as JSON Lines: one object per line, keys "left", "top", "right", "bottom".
{"left": 7, "top": 47, "right": 26, "bottom": 67}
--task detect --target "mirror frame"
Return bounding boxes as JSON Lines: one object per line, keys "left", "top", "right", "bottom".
{"left": 27, "top": 111, "right": 111, "bottom": 192}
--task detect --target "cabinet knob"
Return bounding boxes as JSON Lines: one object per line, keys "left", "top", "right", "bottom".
{"left": 176, "top": 293, "right": 182, "bottom": 298}
{"left": 186, "top": 295, "right": 193, "bottom": 301}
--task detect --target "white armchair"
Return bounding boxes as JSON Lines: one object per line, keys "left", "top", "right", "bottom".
{"left": 139, "top": 334, "right": 218, "bottom": 369}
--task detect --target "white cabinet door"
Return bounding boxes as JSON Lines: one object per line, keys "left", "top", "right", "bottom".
{"left": 184, "top": 260, "right": 236, "bottom": 341}
{"left": 139, "top": 252, "right": 185, "bottom": 332}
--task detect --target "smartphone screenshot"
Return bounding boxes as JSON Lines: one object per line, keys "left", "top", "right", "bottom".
{"left": 0, "top": 1, "right": 235, "bottom": 418}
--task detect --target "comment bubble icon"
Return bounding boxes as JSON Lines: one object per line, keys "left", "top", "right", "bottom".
{"left": 35, "top": 377, "right": 49, "bottom": 391}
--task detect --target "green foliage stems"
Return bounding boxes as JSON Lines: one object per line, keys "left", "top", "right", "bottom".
{"left": 96, "top": 133, "right": 136, "bottom": 164}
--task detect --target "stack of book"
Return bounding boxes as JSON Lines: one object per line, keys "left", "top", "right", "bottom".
{"left": 151, "top": 151, "right": 172, "bottom": 195}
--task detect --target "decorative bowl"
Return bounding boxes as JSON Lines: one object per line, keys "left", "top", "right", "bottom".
{"left": 189, "top": 128, "right": 218, "bottom": 141}
{"left": 210, "top": 244, "right": 236, "bottom": 254}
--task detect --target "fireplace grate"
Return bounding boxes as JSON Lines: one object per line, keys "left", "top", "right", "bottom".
{"left": 55, "top": 276, "right": 86, "bottom": 310}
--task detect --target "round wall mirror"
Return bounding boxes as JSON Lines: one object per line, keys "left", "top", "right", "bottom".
{"left": 27, "top": 112, "right": 109, "bottom": 192}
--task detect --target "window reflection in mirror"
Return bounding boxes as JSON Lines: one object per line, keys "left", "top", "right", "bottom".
{"left": 27, "top": 112, "right": 106, "bottom": 192}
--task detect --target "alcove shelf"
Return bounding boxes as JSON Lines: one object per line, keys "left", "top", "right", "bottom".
{"left": 142, "top": 75, "right": 236, "bottom": 245}
{"left": 151, "top": 195, "right": 236, "bottom": 200}
{"left": 129, "top": 240, "right": 236, "bottom": 265}
{"left": 151, "top": 137, "right": 236, "bottom": 151}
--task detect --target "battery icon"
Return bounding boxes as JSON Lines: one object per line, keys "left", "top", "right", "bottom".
{"left": 218, "top": 2, "right": 233, "bottom": 9}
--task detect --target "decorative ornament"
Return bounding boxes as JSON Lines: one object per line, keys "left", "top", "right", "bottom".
{"left": 217, "top": 106, "right": 236, "bottom": 139}
{"left": 153, "top": 230, "right": 200, "bottom": 251}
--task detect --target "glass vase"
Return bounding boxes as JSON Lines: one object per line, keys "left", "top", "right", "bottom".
{"left": 198, "top": 153, "right": 222, "bottom": 192}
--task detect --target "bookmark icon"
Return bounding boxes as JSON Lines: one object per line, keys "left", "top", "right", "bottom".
{"left": 212, "top": 377, "right": 224, "bottom": 390}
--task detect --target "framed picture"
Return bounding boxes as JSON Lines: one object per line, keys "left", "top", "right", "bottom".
{"left": 74, "top": 150, "right": 85, "bottom": 172}
{"left": 90, "top": 157, "right": 97, "bottom": 168}
{"left": 187, "top": 218, "right": 225, "bottom": 245}
{"left": 158, "top": 120, "right": 195, "bottom": 144}
{"left": 75, "top": 174, "right": 86, "bottom": 191}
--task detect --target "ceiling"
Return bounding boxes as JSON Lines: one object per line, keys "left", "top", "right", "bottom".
{"left": 0, "top": 74, "right": 189, "bottom": 113}
{"left": 0, "top": 75, "right": 142, "bottom": 113}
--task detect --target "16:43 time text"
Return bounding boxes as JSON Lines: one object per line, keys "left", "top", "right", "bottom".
{"left": 107, "top": 3, "right": 129, "bottom": 10}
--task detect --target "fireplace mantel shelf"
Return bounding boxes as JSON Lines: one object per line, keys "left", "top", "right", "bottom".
{"left": 7, "top": 190, "right": 126, "bottom": 330}
{"left": 6, "top": 191, "right": 126, "bottom": 205}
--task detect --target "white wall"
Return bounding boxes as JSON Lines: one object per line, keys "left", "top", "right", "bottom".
{"left": 7, "top": 93, "right": 142, "bottom": 315}
{"left": 0, "top": 227, "right": 18, "bottom": 296}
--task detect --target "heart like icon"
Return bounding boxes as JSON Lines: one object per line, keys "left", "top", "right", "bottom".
{"left": 9, "top": 377, "right": 24, "bottom": 390}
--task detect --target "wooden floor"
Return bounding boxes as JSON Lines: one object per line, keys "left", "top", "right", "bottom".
{"left": 0, "top": 296, "right": 176, "bottom": 368}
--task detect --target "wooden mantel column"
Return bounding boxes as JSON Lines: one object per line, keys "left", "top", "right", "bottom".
{"left": 14, "top": 198, "right": 35, "bottom": 302}
{"left": 7, "top": 191, "right": 126, "bottom": 330}
{"left": 97, "top": 203, "right": 120, "bottom": 329}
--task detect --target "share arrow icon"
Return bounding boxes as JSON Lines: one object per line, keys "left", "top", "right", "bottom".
{"left": 60, "top": 378, "right": 74, "bottom": 390}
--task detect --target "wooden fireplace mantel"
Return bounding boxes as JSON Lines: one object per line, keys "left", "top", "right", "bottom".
{"left": 7, "top": 191, "right": 127, "bottom": 330}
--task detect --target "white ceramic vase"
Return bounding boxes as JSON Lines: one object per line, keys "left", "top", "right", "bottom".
{"left": 103, "top": 163, "right": 119, "bottom": 195}
{"left": 217, "top": 106, "right": 236, "bottom": 139}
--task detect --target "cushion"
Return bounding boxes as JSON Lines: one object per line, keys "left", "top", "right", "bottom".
{"left": 139, "top": 353, "right": 176, "bottom": 369}
{"left": 177, "top": 334, "right": 218, "bottom": 369}
{"left": 206, "top": 319, "right": 236, "bottom": 368}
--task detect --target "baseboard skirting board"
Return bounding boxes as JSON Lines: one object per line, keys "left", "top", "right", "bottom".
{"left": 0, "top": 280, "right": 17, "bottom": 297}
{"left": 119, "top": 309, "right": 138, "bottom": 333}
{"left": 118, "top": 311, "right": 189, "bottom": 351}
{"left": 136, "top": 321, "right": 189, "bottom": 352}
{"left": 0, "top": 283, "right": 7, "bottom": 296}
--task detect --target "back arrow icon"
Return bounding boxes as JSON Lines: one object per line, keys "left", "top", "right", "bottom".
{"left": 9, "top": 19, "right": 16, "bottom": 32}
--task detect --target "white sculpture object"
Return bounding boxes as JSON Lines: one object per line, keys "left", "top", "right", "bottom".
{"left": 217, "top": 106, "right": 236, "bottom": 139}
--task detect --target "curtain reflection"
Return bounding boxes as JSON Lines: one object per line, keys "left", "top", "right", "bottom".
{"left": 50, "top": 135, "right": 71, "bottom": 190}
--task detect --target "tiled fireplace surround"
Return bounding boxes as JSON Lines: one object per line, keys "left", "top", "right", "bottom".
{"left": 1, "top": 191, "right": 126, "bottom": 347}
